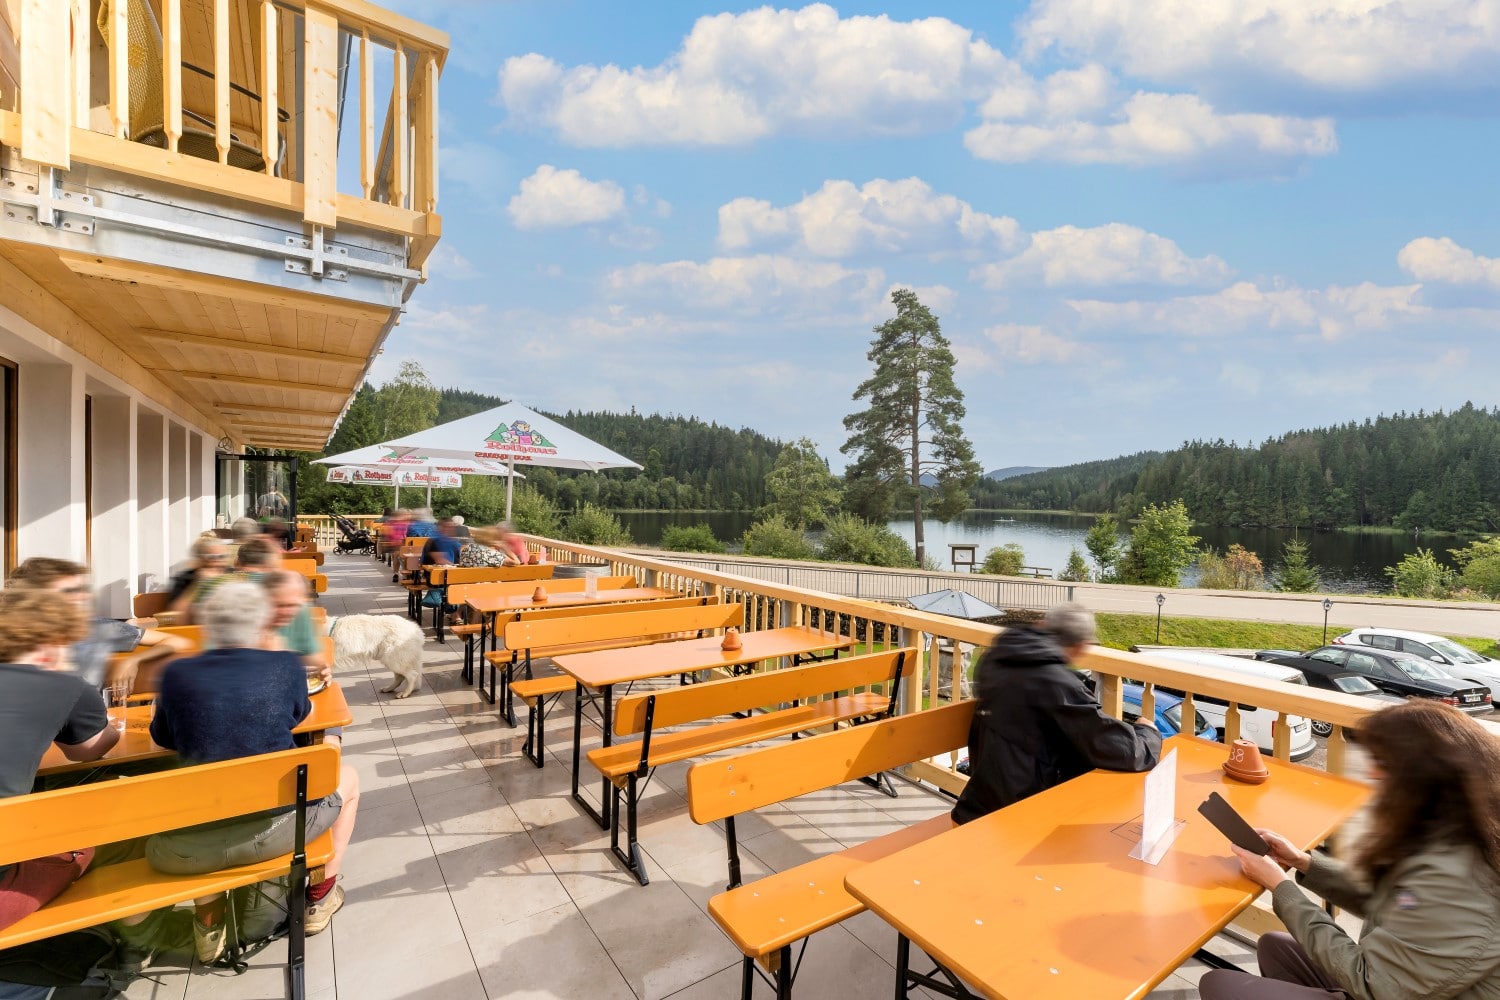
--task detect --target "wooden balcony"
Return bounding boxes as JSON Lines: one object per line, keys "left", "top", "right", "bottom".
{"left": 0, "top": 0, "right": 448, "bottom": 450}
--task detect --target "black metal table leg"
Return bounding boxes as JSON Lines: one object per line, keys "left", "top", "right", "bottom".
{"left": 570, "top": 681, "right": 608, "bottom": 828}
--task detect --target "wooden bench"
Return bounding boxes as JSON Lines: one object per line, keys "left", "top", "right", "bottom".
{"left": 591, "top": 647, "right": 915, "bottom": 885}
{"left": 502, "top": 596, "right": 727, "bottom": 764}
{"left": 449, "top": 575, "right": 639, "bottom": 691}
{"left": 284, "top": 557, "right": 327, "bottom": 596}
{"left": 133, "top": 591, "right": 173, "bottom": 619}
{"left": 498, "top": 602, "right": 743, "bottom": 721}
{"left": 0, "top": 743, "right": 341, "bottom": 1000}
{"left": 414, "top": 564, "right": 556, "bottom": 636}
{"left": 685, "top": 701, "right": 974, "bottom": 999}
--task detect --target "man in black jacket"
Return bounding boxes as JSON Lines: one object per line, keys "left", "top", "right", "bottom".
{"left": 953, "top": 603, "right": 1162, "bottom": 824}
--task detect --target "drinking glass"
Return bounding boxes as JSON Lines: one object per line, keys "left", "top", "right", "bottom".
{"left": 105, "top": 682, "right": 130, "bottom": 730}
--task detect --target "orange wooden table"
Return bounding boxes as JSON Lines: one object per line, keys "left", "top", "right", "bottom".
{"left": 37, "top": 683, "right": 353, "bottom": 778}
{"left": 844, "top": 736, "right": 1370, "bottom": 1000}
{"left": 465, "top": 586, "right": 676, "bottom": 665}
{"left": 552, "top": 627, "right": 855, "bottom": 827}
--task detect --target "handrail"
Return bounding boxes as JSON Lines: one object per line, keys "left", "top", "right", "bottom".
{"left": 11, "top": 0, "right": 446, "bottom": 248}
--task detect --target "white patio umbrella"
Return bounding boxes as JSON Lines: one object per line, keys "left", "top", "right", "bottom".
{"left": 325, "top": 466, "right": 464, "bottom": 489}
{"left": 314, "top": 444, "right": 517, "bottom": 506}
{"left": 380, "top": 402, "right": 642, "bottom": 520}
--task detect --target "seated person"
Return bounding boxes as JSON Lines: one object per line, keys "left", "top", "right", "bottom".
{"left": 449, "top": 515, "right": 471, "bottom": 539}
{"left": 952, "top": 603, "right": 1161, "bottom": 824}
{"left": 260, "top": 570, "right": 330, "bottom": 682}
{"left": 165, "top": 536, "right": 229, "bottom": 605}
{"left": 457, "top": 526, "right": 515, "bottom": 568}
{"left": 404, "top": 508, "right": 439, "bottom": 539}
{"left": 496, "top": 522, "right": 530, "bottom": 564}
{"left": 8, "top": 558, "right": 192, "bottom": 690}
{"left": 147, "top": 580, "right": 359, "bottom": 959}
{"left": 421, "top": 518, "right": 464, "bottom": 566}
{"left": 0, "top": 590, "right": 112, "bottom": 932}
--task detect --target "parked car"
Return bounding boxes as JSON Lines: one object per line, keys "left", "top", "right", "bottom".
{"left": 1332, "top": 627, "right": 1500, "bottom": 699}
{"left": 1121, "top": 682, "right": 1218, "bottom": 741}
{"left": 1132, "top": 649, "right": 1318, "bottom": 760}
{"left": 1254, "top": 655, "right": 1405, "bottom": 736}
{"left": 1265, "top": 645, "right": 1493, "bottom": 714}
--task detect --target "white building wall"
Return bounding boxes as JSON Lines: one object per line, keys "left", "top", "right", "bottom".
{"left": 0, "top": 302, "right": 225, "bottom": 610}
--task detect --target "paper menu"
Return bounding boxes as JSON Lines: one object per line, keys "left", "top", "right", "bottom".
{"left": 1130, "top": 747, "right": 1185, "bottom": 865}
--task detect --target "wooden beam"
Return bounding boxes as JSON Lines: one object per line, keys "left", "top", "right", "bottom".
{"left": 390, "top": 45, "right": 407, "bottom": 209}
{"left": 139, "top": 329, "right": 365, "bottom": 366}
{"left": 69, "top": 0, "right": 88, "bottom": 129}
{"left": 304, "top": 0, "right": 451, "bottom": 59}
{"left": 19, "top": 0, "right": 68, "bottom": 167}
{"left": 215, "top": 403, "right": 344, "bottom": 419}
{"left": 302, "top": 8, "right": 339, "bottom": 227}
{"left": 170, "top": 371, "right": 353, "bottom": 395}
{"left": 359, "top": 30, "right": 374, "bottom": 199}
{"left": 53, "top": 250, "right": 393, "bottom": 323}
{"left": 0, "top": 252, "right": 230, "bottom": 442}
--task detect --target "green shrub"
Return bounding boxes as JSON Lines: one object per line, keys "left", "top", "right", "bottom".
{"left": 817, "top": 513, "right": 916, "bottom": 568}
{"left": 1385, "top": 548, "right": 1452, "bottom": 599}
{"left": 508, "top": 485, "right": 562, "bottom": 538}
{"left": 741, "top": 515, "right": 816, "bottom": 559}
{"left": 1058, "top": 548, "right": 1090, "bottom": 582}
{"left": 980, "top": 542, "right": 1025, "bottom": 576}
{"left": 660, "top": 524, "right": 726, "bottom": 554}
{"left": 561, "top": 503, "right": 632, "bottom": 546}
{"left": 1461, "top": 555, "right": 1500, "bottom": 599}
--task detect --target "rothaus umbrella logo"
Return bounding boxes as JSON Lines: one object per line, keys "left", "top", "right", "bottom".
{"left": 483, "top": 419, "right": 558, "bottom": 459}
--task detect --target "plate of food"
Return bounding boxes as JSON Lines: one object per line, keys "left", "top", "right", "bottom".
{"left": 307, "top": 676, "right": 329, "bottom": 696}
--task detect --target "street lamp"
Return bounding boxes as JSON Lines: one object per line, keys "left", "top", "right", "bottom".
{"left": 1322, "top": 598, "right": 1333, "bottom": 645}
{"left": 1155, "top": 593, "right": 1166, "bottom": 644}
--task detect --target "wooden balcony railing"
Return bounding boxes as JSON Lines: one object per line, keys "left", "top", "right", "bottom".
{"left": 5, "top": 0, "right": 446, "bottom": 264}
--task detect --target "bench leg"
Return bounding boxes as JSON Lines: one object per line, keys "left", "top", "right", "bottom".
{"left": 286, "top": 764, "right": 309, "bottom": 1000}
{"left": 741, "top": 957, "right": 755, "bottom": 1000}
{"left": 860, "top": 770, "right": 900, "bottom": 798}
{"left": 522, "top": 695, "right": 546, "bottom": 768}
{"left": 725, "top": 815, "right": 742, "bottom": 890}
{"left": 894, "top": 934, "right": 910, "bottom": 1000}
{"left": 610, "top": 773, "right": 649, "bottom": 886}
{"left": 462, "top": 633, "right": 474, "bottom": 684}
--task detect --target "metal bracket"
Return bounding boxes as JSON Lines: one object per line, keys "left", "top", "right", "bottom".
{"left": 1, "top": 166, "right": 96, "bottom": 235}
{"left": 284, "top": 229, "right": 348, "bottom": 281}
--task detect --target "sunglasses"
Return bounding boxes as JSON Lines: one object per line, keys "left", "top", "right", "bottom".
{"left": 60, "top": 584, "right": 91, "bottom": 595}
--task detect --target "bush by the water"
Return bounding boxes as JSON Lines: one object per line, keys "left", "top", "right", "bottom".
{"left": 660, "top": 524, "right": 725, "bottom": 554}
{"left": 1385, "top": 548, "right": 1452, "bottom": 599}
{"left": 818, "top": 514, "right": 916, "bottom": 568}
{"left": 741, "top": 515, "right": 816, "bottom": 559}
{"left": 507, "top": 485, "right": 562, "bottom": 538}
{"left": 980, "top": 543, "right": 1025, "bottom": 576}
{"left": 1058, "top": 548, "right": 1090, "bottom": 582}
{"left": 561, "top": 503, "right": 632, "bottom": 546}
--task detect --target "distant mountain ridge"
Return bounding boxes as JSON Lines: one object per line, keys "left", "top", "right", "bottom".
{"left": 985, "top": 466, "right": 1048, "bottom": 481}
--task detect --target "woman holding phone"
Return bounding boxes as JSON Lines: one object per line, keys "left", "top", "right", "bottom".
{"left": 1202, "top": 699, "right": 1500, "bottom": 999}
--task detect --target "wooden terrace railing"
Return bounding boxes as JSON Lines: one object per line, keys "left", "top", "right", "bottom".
{"left": 5, "top": 0, "right": 446, "bottom": 264}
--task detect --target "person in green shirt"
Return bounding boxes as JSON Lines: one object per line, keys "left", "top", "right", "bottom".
{"left": 260, "top": 569, "right": 328, "bottom": 680}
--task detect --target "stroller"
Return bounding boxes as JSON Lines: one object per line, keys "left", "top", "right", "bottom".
{"left": 333, "top": 514, "right": 376, "bottom": 554}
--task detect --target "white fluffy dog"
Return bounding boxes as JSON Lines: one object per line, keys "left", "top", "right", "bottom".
{"left": 332, "top": 614, "right": 426, "bottom": 698}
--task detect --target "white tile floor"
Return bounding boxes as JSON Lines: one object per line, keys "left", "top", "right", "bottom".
{"left": 122, "top": 554, "right": 1252, "bottom": 1000}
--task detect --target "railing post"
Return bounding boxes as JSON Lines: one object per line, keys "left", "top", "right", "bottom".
{"left": 359, "top": 30, "right": 374, "bottom": 198}
{"left": 213, "top": 0, "right": 230, "bottom": 164}
{"left": 108, "top": 0, "right": 130, "bottom": 138}
{"left": 259, "top": 0, "right": 277, "bottom": 176}
{"left": 302, "top": 8, "right": 339, "bottom": 228}
{"left": 19, "top": 0, "right": 70, "bottom": 168}
{"left": 162, "top": 0, "right": 182, "bottom": 153}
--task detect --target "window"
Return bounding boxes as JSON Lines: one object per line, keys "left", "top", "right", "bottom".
{"left": 1344, "top": 652, "right": 1380, "bottom": 676}
{"left": 1400, "top": 640, "right": 1439, "bottom": 661}
{"left": 1311, "top": 649, "right": 1345, "bottom": 665}
{"left": 1362, "top": 633, "right": 1399, "bottom": 651}
{"left": 1332, "top": 675, "right": 1381, "bottom": 695}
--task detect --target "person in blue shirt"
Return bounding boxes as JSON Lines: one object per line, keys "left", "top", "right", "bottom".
{"left": 404, "top": 507, "right": 438, "bottom": 539}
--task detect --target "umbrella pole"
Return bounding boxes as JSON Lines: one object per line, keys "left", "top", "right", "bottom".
{"left": 393, "top": 482, "right": 399, "bottom": 510}
{"left": 426, "top": 465, "right": 432, "bottom": 508}
{"left": 505, "top": 461, "right": 515, "bottom": 522}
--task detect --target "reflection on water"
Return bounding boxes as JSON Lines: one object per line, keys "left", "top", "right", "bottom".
{"left": 613, "top": 510, "right": 1449, "bottom": 595}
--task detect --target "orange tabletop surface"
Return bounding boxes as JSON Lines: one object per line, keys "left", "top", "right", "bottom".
{"left": 37, "top": 682, "right": 353, "bottom": 777}
{"left": 465, "top": 587, "right": 676, "bottom": 615}
{"left": 551, "top": 626, "right": 855, "bottom": 689}
{"left": 844, "top": 736, "right": 1370, "bottom": 1000}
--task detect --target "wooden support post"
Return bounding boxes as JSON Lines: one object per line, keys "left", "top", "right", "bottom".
{"left": 259, "top": 0, "right": 277, "bottom": 175}
{"left": 214, "top": 0, "right": 230, "bottom": 163}
{"left": 359, "top": 30, "right": 373, "bottom": 198}
{"left": 301, "top": 8, "right": 338, "bottom": 227}
{"left": 416, "top": 52, "right": 437, "bottom": 212}
{"left": 69, "top": 0, "right": 88, "bottom": 130}
{"left": 108, "top": 0, "right": 129, "bottom": 138}
{"left": 390, "top": 45, "right": 407, "bottom": 208}
{"left": 19, "top": 0, "right": 69, "bottom": 167}
{"left": 162, "top": 0, "right": 182, "bottom": 153}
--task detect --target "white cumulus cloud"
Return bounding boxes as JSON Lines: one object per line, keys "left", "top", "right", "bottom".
{"left": 603, "top": 254, "right": 888, "bottom": 319}
{"left": 498, "top": 4, "right": 1016, "bottom": 146}
{"left": 719, "top": 178, "right": 1022, "bottom": 257}
{"left": 982, "top": 323, "right": 1083, "bottom": 363}
{"left": 977, "top": 223, "right": 1232, "bottom": 289}
{"left": 965, "top": 89, "right": 1336, "bottom": 174}
{"left": 1398, "top": 237, "right": 1500, "bottom": 289}
{"left": 507, "top": 165, "right": 626, "bottom": 230}
{"left": 1019, "top": 0, "right": 1500, "bottom": 105}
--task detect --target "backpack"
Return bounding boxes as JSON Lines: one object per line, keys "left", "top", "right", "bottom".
{"left": 0, "top": 926, "right": 129, "bottom": 999}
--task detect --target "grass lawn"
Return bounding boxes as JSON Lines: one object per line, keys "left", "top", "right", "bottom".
{"left": 1095, "top": 613, "right": 1500, "bottom": 659}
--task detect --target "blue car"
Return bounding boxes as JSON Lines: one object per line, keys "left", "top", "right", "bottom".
{"left": 1122, "top": 682, "right": 1218, "bottom": 740}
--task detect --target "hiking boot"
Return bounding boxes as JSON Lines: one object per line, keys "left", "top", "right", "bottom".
{"left": 304, "top": 883, "right": 344, "bottom": 935}
{"left": 193, "top": 915, "right": 227, "bottom": 965}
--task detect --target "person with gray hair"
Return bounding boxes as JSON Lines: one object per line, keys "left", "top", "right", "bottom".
{"left": 147, "top": 578, "right": 359, "bottom": 959}
{"left": 951, "top": 601, "right": 1162, "bottom": 825}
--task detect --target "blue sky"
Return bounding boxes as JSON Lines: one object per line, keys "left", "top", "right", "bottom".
{"left": 374, "top": 1, "right": 1500, "bottom": 470}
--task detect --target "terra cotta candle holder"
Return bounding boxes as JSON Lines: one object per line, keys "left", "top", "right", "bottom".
{"left": 720, "top": 627, "right": 742, "bottom": 651}
{"left": 531, "top": 586, "right": 548, "bottom": 603}
{"left": 1222, "top": 738, "right": 1269, "bottom": 784}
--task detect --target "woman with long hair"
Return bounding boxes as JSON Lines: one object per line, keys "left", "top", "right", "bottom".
{"left": 1201, "top": 700, "right": 1500, "bottom": 999}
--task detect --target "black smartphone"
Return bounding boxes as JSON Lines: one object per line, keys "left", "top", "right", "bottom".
{"left": 1198, "top": 791, "right": 1270, "bottom": 855}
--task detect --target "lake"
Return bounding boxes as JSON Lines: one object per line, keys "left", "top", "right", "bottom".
{"left": 613, "top": 510, "right": 1453, "bottom": 594}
